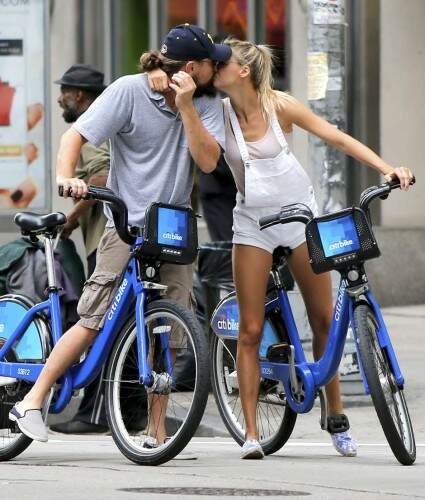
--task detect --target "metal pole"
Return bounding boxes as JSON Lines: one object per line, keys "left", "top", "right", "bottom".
{"left": 307, "top": 1, "right": 362, "bottom": 393}
{"left": 307, "top": 0, "right": 347, "bottom": 214}
{"left": 44, "top": 237, "right": 57, "bottom": 289}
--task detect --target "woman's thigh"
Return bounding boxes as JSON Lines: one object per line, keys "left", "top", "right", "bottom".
{"left": 233, "top": 244, "right": 272, "bottom": 334}
{"left": 286, "top": 243, "right": 333, "bottom": 332}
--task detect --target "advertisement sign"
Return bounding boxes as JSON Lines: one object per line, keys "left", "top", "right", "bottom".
{"left": 0, "top": 0, "right": 49, "bottom": 212}
{"left": 312, "top": 0, "right": 345, "bottom": 25}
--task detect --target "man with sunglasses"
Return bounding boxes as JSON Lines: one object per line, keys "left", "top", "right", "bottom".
{"left": 9, "top": 25, "right": 231, "bottom": 444}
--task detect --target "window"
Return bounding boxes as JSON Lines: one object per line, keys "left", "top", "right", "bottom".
{"left": 264, "top": 0, "right": 287, "bottom": 89}
{"left": 118, "top": 0, "right": 149, "bottom": 76}
{"left": 215, "top": 0, "right": 248, "bottom": 40}
{"left": 165, "top": 0, "right": 197, "bottom": 30}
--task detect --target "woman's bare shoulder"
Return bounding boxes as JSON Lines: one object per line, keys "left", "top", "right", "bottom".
{"left": 274, "top": 91, "right": 300, "bottom": 131}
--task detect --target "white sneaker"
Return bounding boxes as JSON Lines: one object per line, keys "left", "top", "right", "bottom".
{"left": 9, "top": 403, "right": 48, "bottom": 442}
{"left": 331, "top": 431, "right": 357, "bottom": 457}
{"left": 240, "top": 439, "right": 264, "bottom": 459}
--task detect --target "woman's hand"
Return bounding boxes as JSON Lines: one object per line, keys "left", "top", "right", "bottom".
{"left": 384, "top": 167, "right": 414, "bottom": 191}
{"left": 57, "top": 176, "right": 88, "bottom": 199}
{"left": 147, "top": 68, "right": 170, "bottom": 93}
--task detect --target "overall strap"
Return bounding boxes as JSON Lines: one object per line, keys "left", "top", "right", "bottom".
{"left": 224, "top": 98, "right": 250, "bottom": 164}
{"left": 270, "top": 111, "right": 290, "bottom": 152}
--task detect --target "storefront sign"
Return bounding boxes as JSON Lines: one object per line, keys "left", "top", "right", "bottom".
{"left": 0, "top": 0, "right": 49, "bottom": 211}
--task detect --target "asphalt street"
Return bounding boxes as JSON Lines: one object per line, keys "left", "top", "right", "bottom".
{"left": 1, "top": 305, "right": 424, "bottom": 499}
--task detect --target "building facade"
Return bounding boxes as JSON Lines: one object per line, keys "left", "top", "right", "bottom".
{"left": 1, "top": 0, "right": 424, "bottom": 304}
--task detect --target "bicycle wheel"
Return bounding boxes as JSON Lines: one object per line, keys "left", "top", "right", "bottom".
{"left": 210, "top": 316, "right": 297, "bottom": 455}
{"left": 354, "top": 304, "right": 416, "bottom": 465}
{"left": 105, "top": 299, "right": 209, "bottom": 466}
{"left": 0, "top": 295, "right": 52, "bottom": 461}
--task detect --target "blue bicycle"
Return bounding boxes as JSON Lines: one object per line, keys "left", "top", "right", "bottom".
{"left": 210, "top": 179, "right": 416, "bottom": 465}
{"left": 0, "top": 186, "right": 209, "bottom": 466}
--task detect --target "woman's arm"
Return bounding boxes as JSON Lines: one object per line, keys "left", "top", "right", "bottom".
{"left": 279, "top": 96, "right": 413, "bottom": 190}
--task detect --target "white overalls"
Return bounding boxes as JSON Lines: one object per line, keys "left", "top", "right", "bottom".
{"left": 223, "top": 98, "right": 318, "bottom": 254}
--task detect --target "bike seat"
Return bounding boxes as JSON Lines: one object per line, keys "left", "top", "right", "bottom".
{"left": 14, "top": 212, "right": 67, "bottom": 233}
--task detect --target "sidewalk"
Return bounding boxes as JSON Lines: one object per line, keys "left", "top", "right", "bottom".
{"left": 8, "top": 305, "right": 425, "bottom": 500}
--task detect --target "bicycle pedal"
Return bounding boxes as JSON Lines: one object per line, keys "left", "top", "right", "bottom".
{"left": 266, "top": 343, "right": 291, "bottom": 363}
{"left": 327, "top": 414, "right": 350, "bottom": 434}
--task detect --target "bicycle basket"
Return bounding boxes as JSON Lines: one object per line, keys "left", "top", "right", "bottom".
{"left": 305, "top": 207, "right": 380, "bottom": 274}
{"left": 139, "top": 202, "right": 198, "bottom": 265}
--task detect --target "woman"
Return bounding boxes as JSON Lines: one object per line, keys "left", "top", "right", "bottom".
{"left": 150, "top": 38, "right": 413, "bottom": 460}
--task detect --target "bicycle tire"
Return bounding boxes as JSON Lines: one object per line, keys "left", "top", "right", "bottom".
{"left": 354, "top": 304, "right": 416, "bottom": 465}
{"left": 210, "top": 313, "right": 297, "bottom": 455}
{"left": 0, "top": 295, "right": 52, "bottom": 461}
{"left": 105, "top": 299, "right": 209, "bottom": 466}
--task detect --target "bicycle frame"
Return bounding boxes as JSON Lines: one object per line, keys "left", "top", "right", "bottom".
{"left": 258, "top": 275, "right": 405, "bottom": 414}
{"left": 0, "top": 236, "right": 171, "bottom": 414}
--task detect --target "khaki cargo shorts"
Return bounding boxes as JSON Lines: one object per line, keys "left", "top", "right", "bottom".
{"left": 77, "top": 228, "right": 194, "bottom": 348}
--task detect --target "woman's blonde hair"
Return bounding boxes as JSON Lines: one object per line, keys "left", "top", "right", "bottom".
{"left": 224, "top": 38, "right": 289, "bottom": 120}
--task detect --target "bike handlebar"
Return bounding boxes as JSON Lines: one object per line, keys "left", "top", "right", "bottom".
{"left": 259, "top": 177, "right": 416, "bottom": 231}
{"left": 259, "top": 203, "right": 314, "bottom": 231}
{"left": 359, "top": 176, "right": 415, "bottom": 211}
{"left": 58, "top": 185, "right": 137, "bottom": 245}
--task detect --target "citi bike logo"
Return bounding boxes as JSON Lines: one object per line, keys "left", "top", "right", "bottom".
{"left": 217, "top": 318, "right": 239, "bottom": 331}
{"left": 335, "top": 284, "right": 345, "bottom": 322}
{"left": 329, "top": 239, "right": 354, "bottom": 252}
{"left": 162, "top": 232, "right": 183, "bottom": 241}
{"left": 107, "top": 278, "right": 128, "bottom": 321}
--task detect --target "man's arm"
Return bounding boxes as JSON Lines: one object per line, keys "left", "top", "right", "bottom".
{"left": 58, "top": 77, "right": 133, "bottom": 198}
{"left": 170, "top": 71, "right": 221, "bottom": 173}
{"left": 56, "top": 128, "right": 88, "bottom": 198}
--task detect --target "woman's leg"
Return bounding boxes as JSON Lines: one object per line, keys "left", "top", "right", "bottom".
{"left": 233, "top": 244, "right": 272, "bottom": 441}
{"left": 18, "top": 325, "right": 98, "bottom": 411}
{"left": 286, "top": 243, "right": 343, "bottom": 415}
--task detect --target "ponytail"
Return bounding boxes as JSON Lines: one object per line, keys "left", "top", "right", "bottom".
{"left": 139, "top": 50, "right": 185, "bottom": 76}
{"left": 224, "top": 38, "right": 289, "bottom": 121}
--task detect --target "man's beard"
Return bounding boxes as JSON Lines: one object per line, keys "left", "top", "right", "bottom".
{"left": 62, "top": 103, "right": 80, "bottom": 123}
{"left": 192, "top": 75, "right": 217, "bottom": 98}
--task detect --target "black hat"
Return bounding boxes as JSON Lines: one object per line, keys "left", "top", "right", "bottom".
{"left": 160, "top": 24, "right": 231, "bottom": 62}
{"left": 54, "top": 64, "right": 107, "bottom": 93}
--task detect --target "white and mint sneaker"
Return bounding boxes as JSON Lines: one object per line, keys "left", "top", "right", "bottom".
{"left": 240, "top": 439, "right": 264, "bottom": 459}
{"left": 331, "top": 431, "right": 357, "bottom": 457}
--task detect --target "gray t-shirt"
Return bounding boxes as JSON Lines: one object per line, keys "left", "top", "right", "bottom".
{"left": 73, "top": 73, "right": 225, "bottom": 228}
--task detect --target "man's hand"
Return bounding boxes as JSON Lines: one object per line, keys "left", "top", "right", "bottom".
{"left": 57, "top": 176, "right": 88, "bottom": 199}
{"left": 147, "top": 68, "right": 170, "bottom": 93}
{"left": 169, "top": 71, "right": 196, "bottom": 111}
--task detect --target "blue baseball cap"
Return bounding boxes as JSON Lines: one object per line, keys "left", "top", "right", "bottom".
{"left": 160, "top": 24, "right": 232, "bottom": 62}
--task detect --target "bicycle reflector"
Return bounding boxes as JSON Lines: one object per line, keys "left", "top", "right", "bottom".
{"left": 140, "top": 203, "right": 198, "bottom": 265}
{"left": 305, "top": 207, "right": 380, "bottom": 274}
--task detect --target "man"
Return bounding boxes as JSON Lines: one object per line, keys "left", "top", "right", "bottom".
{"left": 55, "top": 64, "right": 109, "bottom": 278}
{"left": 50, "top": 64, "right": 110, "bottom": 434}
{"left": 10, "top": 24, "right": 231, "bottom": 443}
